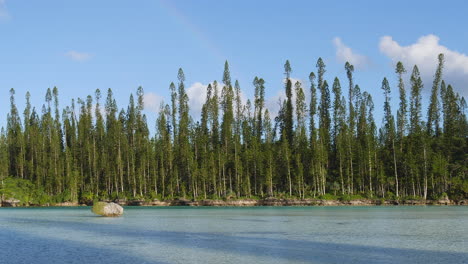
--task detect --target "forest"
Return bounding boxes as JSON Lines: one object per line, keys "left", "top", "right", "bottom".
{"left": 0, "top": 53, "right": 467, "bottom": 204}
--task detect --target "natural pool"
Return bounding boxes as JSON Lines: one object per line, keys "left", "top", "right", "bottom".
{"left": 0, "top": 206, "right": 467, "bottom": 263}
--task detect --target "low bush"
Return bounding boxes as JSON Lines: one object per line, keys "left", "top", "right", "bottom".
{"left": 0, "top": 177, "right": 55, "bottom": 205}
{"left": 339, "top": 194, "right": 365, "bottom": 201}
{"left": 318, "top": 193, "right": 338, "bottom": 200}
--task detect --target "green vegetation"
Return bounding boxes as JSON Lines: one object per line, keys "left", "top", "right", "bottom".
{"left": 0, "top": 54, "right": 467, "bottom": 204}
{"left": 0, "top": 177, "right": 61, "bottom": 205}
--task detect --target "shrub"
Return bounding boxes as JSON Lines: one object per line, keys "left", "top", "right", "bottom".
{"left": 0, "top": 177, "right": 59, "bottom": 205}
{"left": 339, "top": 194, "right": 364, "bottom": 201}
{"left": 385, "top": 191, "right": 396, "bottom": 200}
{"left": 318, "top": 193, "right": 337, "bottom": 200}
{"left": 438, "top": 192, "right": 449, "bottom": 200}
{"left": 402, "top": 195, "right": 423, "bottom": 201}
{"left": 79, "top": 191, "right": 95, "bottom": 204}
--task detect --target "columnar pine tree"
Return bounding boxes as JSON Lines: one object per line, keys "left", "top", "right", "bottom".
{"left": 316, "top": 58, "right": 329, "bottom": 195}
{"left": 283, "top": 60, "right": 294, "bottom": 146}
{"left": 221, "top": 61, "right": 234, "bottom": 196}
{"left": 381, "top": 78, "right": 399, "bottom": 197}
{"left": 427, "top": 54, "right": 444, "bottom": 137}
{"left": 345, "top": 62, "right": 355, "bottom": 194}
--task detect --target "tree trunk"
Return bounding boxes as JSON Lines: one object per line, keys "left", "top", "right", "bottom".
{"left": 392, "top": 138, "right": 399, "bottom": 198}
{"left": 423, "top": 144, "right": 428, "bottom": 200}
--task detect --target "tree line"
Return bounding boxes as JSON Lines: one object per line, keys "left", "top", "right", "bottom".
{"left": 1, "top": 54, "right": 467, "bottom": 204}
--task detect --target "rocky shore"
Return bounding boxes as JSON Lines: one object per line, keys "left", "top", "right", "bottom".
{"left": 1, "top": 197, "right": 467, "bottom": 207}
{"left": 118, "top": 197, "right": 467, "bottom": 206}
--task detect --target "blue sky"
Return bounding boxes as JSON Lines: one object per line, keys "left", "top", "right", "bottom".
{"left": 1, "top": 0, "right": 467, "bottom": 131}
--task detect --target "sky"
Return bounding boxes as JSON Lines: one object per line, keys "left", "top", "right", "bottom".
{"left": 1, "top": 0, "right": 468, "bottom": 132}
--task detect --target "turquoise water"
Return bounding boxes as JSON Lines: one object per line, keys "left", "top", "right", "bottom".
{"left": 0, "top": 206, "right": 467, "bottom": 264}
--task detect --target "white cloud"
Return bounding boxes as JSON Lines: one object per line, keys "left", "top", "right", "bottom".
{"left": 186, "top": 82, "right": 208, "bottom": 118}
{"left": 0, "top": 0, "right": 10, "bottom": 20}
{"left": 265, "top": 78, "right": 304, "bottom": 119}
{"left": 65, "top": 50, "right": 93, "bottom": 62}
{"left": 186, "top": 81, "right": 249, "bottom": 119}
{"left": 143, "top": 82, "right": 233, "bottom": 118}
{"left": 333, "top": 37, "right": 371, "bottom": 69}
{"left": 145, "top": 80, "right": 303, "bottom": 121}
{"left": 379, "top": 34, "right": 468, "bottom": 97}
{"left": 265, "top": 89, "right": 285, "bottom": 120}
{"left": 143, "top": 92, "right": 164, "bottom": 113}
{"left": 77, "top": 102, "right": 106, "bottom": 120}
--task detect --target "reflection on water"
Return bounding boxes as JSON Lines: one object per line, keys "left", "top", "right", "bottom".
{"left": 0, "top": 206, "right": 467, "bottom": 264}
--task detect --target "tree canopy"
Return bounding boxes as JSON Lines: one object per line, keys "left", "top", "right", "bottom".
{"left": 1, "top": 55, "right": 467, "bottom": 204}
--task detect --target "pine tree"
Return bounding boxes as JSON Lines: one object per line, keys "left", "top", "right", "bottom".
{"left": 427, "top": 54, "right": 444, "bottom": 136}
{"left": 210, "top": 81, "right": 221, "bottom": 196}
{"left": 309, "top": 72, "right": 317, "bottom": 144}
{"left": 294, "top": 81, "right": 307, "bottom": 197}
{"left": 409, "top": 66, "right": 423, "bottom": 136}
{"left": 396, "top": 62, "right": 407, "bottom": 145}
{"left": 345, "top": 62, "right": 356, "bottom": 194}
{"left": 332, "top": 77, "right": 347, "bottom": 194}
{"left": 364, "top": 93, "right": 377, "bottom": 196}
{"left": 264, "top": 109, "right": 274, "bottom": 196}
{"left": 316, "top": 58, "right": 330, "bottom": 195}
{"left": 7, "top": 88, "right": 24, "bottom": 179}
{"left": 234, "top": 80, "right": 243, "bottom": 197}
{"left": 253, "top": 77, "right": 266, "bottom": 139}
{"left": 381, "top": 78, "right": 399, "bottom": 197}
{"left": 308, "top": 71, "right": 318, "bottom": 195}
{"left": 177, "top": 69, "right": 191, "bottom": 197}
{"left": 283, "top": 60, "right": 294, "bottom": 145}
{"left": 0, "top": 128, "right": 9, "bottom": 196}
{"left": 221, "top": 62, "right": 234, "bottom": 196}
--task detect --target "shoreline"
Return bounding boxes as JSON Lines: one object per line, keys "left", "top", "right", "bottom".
{"left": 1, "top": 197, "right": 467, "bottom": 207}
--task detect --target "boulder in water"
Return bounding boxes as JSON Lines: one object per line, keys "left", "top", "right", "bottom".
{"left": 92, "top": 202, "right": 124, "bottom": 217}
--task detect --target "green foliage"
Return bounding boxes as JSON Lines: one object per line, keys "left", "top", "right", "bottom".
{"left": 449, "top": 177, "right": 468, "bottom": 199}
{"left": 110, "top": 192, "right": 130, "bottom": 201}
{"left": 439, "top": 192, "right": 449, "bottom": 200}
{"left": 0, "top": 56, "right": 466, "bottom": 205}
{"left": 0, "top": 177, "right": 34, "bottom": 205}
{"left": 339, "top": 194, "right": 365, "bottom": 201}
{"left": 402, "top": 195, "right": 424, "bottom": 201}
{"left": 79, "top": 191, "right": 95, "bottom": 204}
{"left": 385, "top": 191, "right": 396, "bottom": 200}
{"left": 0, "top": 177, "right": 55, "bottom": 205}
{"left": 318, "top": 193, "right": 338, "bottom": 200}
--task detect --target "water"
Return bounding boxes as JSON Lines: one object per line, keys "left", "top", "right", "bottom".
{"left": 0, "top": 206, "right": 467, "bottom": 264}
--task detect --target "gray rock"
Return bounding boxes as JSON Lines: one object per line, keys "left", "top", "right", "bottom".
{"left": 128, "top": 199, "right": 145, "bottom": 206}
{"left": 2, "top": 198, "right": 20, "bottom": 207}
{"left": 53, "top": 202, "right": 79, "bottom": 206}
{"left": 437, "top": 198, "right": 452, "bottom": 205}
{"left": 114, "top": 198, "right": 127, "bottom": 206}
{"left": 92, "top": 202, "right": 124, "bottom": 217}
